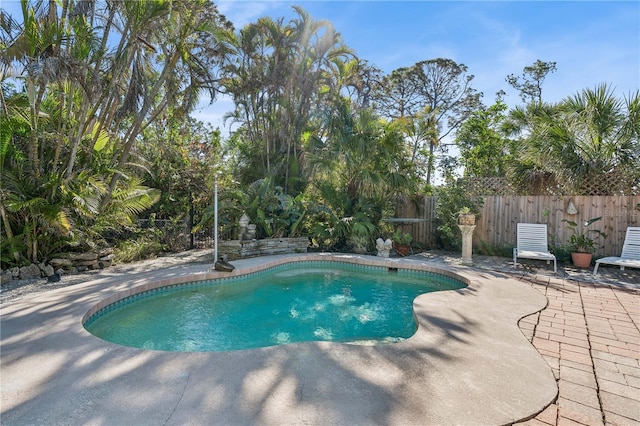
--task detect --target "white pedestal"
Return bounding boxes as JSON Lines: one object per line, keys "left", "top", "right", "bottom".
{"left": 458, "top": 224, "right": 476, "bottom": 266}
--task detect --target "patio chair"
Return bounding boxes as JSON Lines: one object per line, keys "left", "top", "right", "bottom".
{"left": 593, "top": 227, "right": 640, "bottom": 276}
{"left": 513, "top": 223, "right": 557, "bottom": 273}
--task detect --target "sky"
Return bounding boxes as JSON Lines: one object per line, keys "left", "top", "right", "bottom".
{"left": 194, "top": 0, "right": 639, "bottom": 134}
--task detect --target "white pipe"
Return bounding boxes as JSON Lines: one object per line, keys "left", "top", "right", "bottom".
{"left": 214, "top": 177, "right": 218, "bottom": 262}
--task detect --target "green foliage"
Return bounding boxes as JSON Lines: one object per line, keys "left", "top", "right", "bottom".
{"left": 456, "top": 100, "right": 515, "bottom": 177}
{"left": 562, "top": 217, "right": 607, "bottom": 253}
{"left": 197, "top": 176, "right": 308, "bottom": 240}
{"left": 0, "top": 0, "right": 231, "bottom": 267}
{"left": 549, "top": 244, "right": 571, "bottom": 264}
{"left": 392, "top": 229, "right": 412, "bottom": 245}
{"left": 1, "top": 3, "right": 635, "bottom": 270}
{"left": 372, "top": 58, "right": 482, "bottom": 185}
{"left": 346, "top": 213, "right": 379, "bottom": 253}
{"left": 222, "top": 6, "right": 351, "bottom": 193}
{"left": 138, "top": 115, "right": 217, "bottom": 219}
{"left": 433, "top": 179, "right": 483, "bottom": 250}
{"left": 507, "top": 84, "right": 639, "bottom": 195}
{"left": 114, "top": 228, "right": 168, "bottom": 263}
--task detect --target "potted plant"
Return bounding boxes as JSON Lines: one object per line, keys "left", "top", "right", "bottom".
{"left": 457, "top": 206, "right": 476, "bottom": 226}
{"left": 562, "top": 217, "right": 607, "bottom": 268}
{"left": 392, "top": 229, "right": 412, "bottom": 256}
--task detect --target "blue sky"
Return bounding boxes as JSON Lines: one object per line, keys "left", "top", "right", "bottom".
{"left": 197, "top": 0, "right": 639, "bottom": 133}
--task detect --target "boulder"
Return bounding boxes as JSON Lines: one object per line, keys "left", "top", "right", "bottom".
{"left": 1, "top": 270, "right": 13, "bottom": 284}
{"left": 77, "top": 259, "right": 99, "bottom": 267}
{"left": 43, "top": 264, "right": 55, "bottom": 277}
{"left": 19, "top": 264, "right": 42, "bottom": 279}
{"left": 97, "top": 247, "right": 114, "bottom": 257}
{"left": 49, "top": 258, "right": 73, "bottom": 268}
{"left": 68, "top": 252, "right": 98, "bottom": 261}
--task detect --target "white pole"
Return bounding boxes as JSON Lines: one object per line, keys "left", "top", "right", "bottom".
{"left": 214, "top": 177, "right": 218, "bottom": 262}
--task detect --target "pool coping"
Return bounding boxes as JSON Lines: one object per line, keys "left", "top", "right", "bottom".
{"left": 1, "top": 253, "right": 557, "bottom": 425}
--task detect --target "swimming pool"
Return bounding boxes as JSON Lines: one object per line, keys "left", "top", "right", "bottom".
{"left": 84, "top": 260, "right": 466, "bottom": 352}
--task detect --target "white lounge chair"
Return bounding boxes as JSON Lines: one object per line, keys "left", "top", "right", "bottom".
{"left": 513, "top": 223, "right": 557, "bottom": 273}
{"left": 593, "top": 227, "right": 640, "bottom": 276}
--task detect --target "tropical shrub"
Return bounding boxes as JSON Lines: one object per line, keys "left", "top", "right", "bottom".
{"left": 114, "top": 228, "right": 168, "bottom": 263}
{"left": 433, "top": 179, "right": 483, "bottom": 250}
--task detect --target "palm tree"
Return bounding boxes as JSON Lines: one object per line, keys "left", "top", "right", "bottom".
{"left": 305, "top": 98, "right": 415, "bottom": 251}
{"left": 0, "top": 0, "right": 232, "bottom": 266}
{"left": 223, "top": 6, "right": 353, "bottom": 193}
{"left": 307, "top": 98, "right": 414, "bottom": 211}
{"left": 510, "top": 84, "right": 639, "bottom": 194}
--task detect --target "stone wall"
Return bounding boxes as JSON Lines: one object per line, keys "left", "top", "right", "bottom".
{"left": 1, "top": 248, "right": 114, "bottom": 283}
{"left": 219, "top": 237, "right": 309, "bottom": 260}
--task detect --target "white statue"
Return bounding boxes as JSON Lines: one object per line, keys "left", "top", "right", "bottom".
{"left": 376, "top": 238, "right": 393, "bottom": 258}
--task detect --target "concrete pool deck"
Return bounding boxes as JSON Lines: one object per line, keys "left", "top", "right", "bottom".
{"left": 1, "top": 251, "right": 638, "bottom": 425}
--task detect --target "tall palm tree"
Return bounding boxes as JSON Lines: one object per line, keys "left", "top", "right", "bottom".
{"left": 223, "top": 6, "right": 353, "bottom": 193}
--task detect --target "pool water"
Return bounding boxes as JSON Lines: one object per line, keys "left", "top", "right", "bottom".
{"left": 84, "top": 262, "right": 465, "bottom": 352}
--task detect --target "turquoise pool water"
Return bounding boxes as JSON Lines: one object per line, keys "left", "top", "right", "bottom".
{"left": 84, "top": 261, "right": 465, "bottom": 352}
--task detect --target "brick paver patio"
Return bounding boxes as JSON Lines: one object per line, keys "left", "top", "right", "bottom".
{"left": 513, "top": 270, "right": 639, "bottom": 425}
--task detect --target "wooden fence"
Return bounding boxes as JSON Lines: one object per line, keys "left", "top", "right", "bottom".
{"left": 394, "top": 195, "right": 640, "bottom": 257}
{"left": 392, "top": 196, "right": 437, "bottom": 247}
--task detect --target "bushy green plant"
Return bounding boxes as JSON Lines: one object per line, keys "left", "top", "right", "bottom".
{"left": 197, "top": 177, "right": 308, "bottom": 240}
{"left": 114, "top": 228, "right": 167, "bottom": 263}
{"left": 562, "top": 217, "right": 606, "bottom": 253}
{"left": 433, "top": 180, "right": 483, "bottom": 250}
{"left": 550, "top": 244, "right": 571, "bottom": 264}
{"left": 392, "top": 229, "right": 412, "bottom": 245}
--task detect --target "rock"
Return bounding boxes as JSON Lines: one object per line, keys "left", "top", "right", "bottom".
{"left": 55, "top": 268, "right": 65, "bottom": 276}
{"left": 68, "top": 252, "right": 98, "bottom": 261}
{"left": 43, "top": 264, "right": 55, "bottom": 277}
{"left": 98, "top": 254, "right": 113, "bottom": 269}
{"left": 77, "top": 260, "right": 99, "bottom": 269}
{"left": 97, "top": 247, "right": 114, "bottom": 257}
{"left": 49, "top": 258, "right": 73, "bottom": 268}
{"left": 98, "top": 260, "right": 113, "bottom": 269}
{"left": 1, "top": 270, "right": 13, "bottom": 284}
{"left": 47, "top": 273, "right": 61, "bottom": 283}
{"left": 11, "top": 267, "right": 19, "bottom": 278}
{"left": 19, "top": 264, "right": 42, "bottom": 279}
